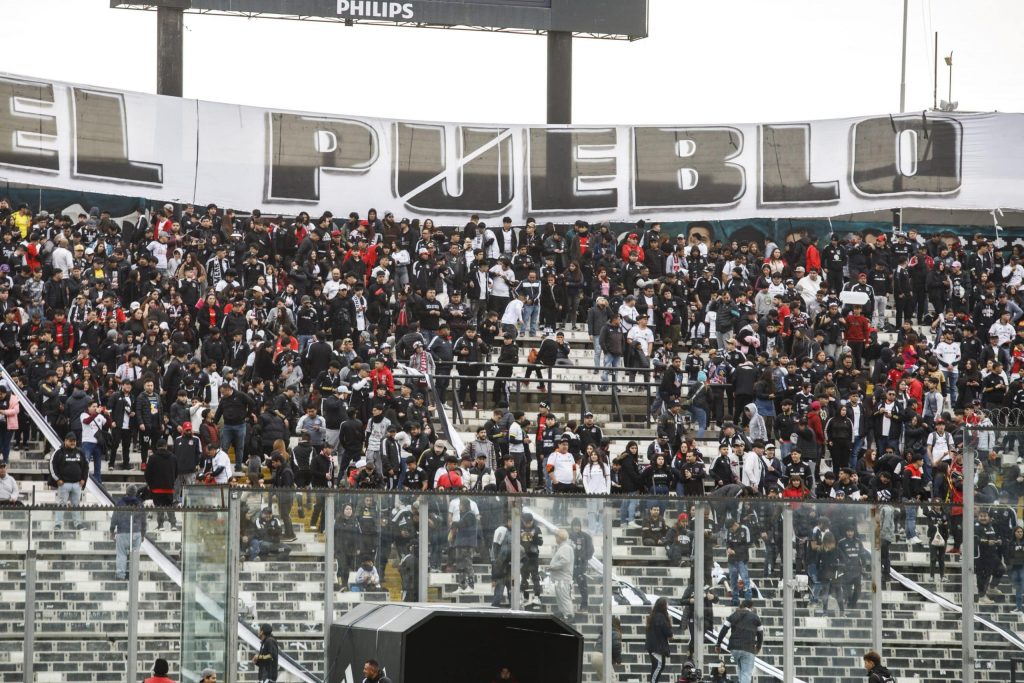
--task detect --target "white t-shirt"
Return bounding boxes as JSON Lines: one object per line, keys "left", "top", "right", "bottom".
{"left": 489, "top": 265, "right": 513, "bottom": 297}
{"left": 546, "top": 451, "right": 576, "bottom": 485}
{"left": 80, "top": 412, "right": 108, "bottom": 444}
{"left": 627, "top": 325, "right": 655, "bottom": 355}
{"left": 147, "top": 240, "right": 168, "bottom": 269}
{"left": 212, "top": 449, "right": 234, "bottom": 484}
{"left": 501, "top": 298, "right": 524, "bottom": 326}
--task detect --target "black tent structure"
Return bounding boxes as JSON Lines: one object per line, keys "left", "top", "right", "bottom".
{"left": 326, "top": 602, "right": 583, "bottom": 683}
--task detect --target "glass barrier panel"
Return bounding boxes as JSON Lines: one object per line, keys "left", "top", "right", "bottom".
{"left": 0, "top": 506, "right": 28, "bottom": 680}
{"left": 182, "top": 501, "right": 229, "bottom": 682}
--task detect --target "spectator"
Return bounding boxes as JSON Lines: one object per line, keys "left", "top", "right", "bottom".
{"left": 644, "top": 597, "right": 673, "bottom": 683}
{"left": 253, "top": 623, "right": 279, "bottom": 682}
{"left": 145, "top": 447, "right": 179, "bottom": 531}
{"left": 715, "top": 599, "right": 763, "bottom": 683}
{"left": 0, "top": 461, "right": 18, "bottom": 505}
{"left": 110, "top": 484, "right": 145, "bottom": 580}
{"left": 143, "top": 658, "right": 176, "bottom": 683}
{"left": 49, "top": 432, "right": 87, "bottom": 530}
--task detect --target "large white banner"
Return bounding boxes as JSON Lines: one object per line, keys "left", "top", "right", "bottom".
{"left": 1, "top": 71, "right": 1021, "bottom": 223}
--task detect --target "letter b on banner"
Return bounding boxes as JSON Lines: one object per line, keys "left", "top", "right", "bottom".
{"left": 266, "top": 113, "right": 378, "bottom": 201}
{"left": 852, "top": 115, "right": 962, "bottom": 195}
{"left": 632, "top": 127, "right": 745, "bottom": 209}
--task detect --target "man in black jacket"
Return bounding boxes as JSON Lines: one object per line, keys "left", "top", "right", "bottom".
{"left": 716, "top": 599, "right": 763, "bottom": 683}
{"left": 172, "top": 422, "right": 202, "bottom": 505}
{"left": 269, "top": 453, "right": 297, "bottom": 542}
{"left": 492, "top": 332, "right": 518, "bottom": 405}
{"left": 106, "top": 379, "right": 135, "bottom": 470}
{"left": 145, "top": 447, "right": 178, "bottom": 530}
{"left": 253, "top": 623, "right": 279, "bottom": 682}
{"left": 599, "top": 313, "right": 625, "bottom": 389}
{"left": 49, "top": 432, "right": 87, "bottom": 530}
{"left": 862, "top": 651, "right": 896, "bottom": 683}
{"left": 214, "top": 383, "right": 256, "bottom": 466}
{"left": 135, "top": 379, "right": 164, "bottom": 470}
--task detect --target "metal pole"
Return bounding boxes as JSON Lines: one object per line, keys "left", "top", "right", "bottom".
{"left": 127, "top": 519, "right": 140, "bottom": 681}
{"left": 23, "top": 549, "right": 35, "bottom": 683}
{"left": 156, "top": 5, "right": 185, "bottom": 97}
{"left": 962, "top": 435, "right": 976, "bottom": 681}
{"left": 602, "top": 505, "right": 613, "bottom": 683}
{"left": 694, "top": 503, "right": 705, "bottom": 673}
{"left": 324, "top": 494, "right": 335, "bottom": 671}
{"left": 870, "top": 506, "right": 883, "bottom": 654}
{"left": 782, "top": 508, "right": 795, "bottom": 683}
{"left": 226, "top": 494, "right": 241, "bottom": 683}
{"left": 899, "top": 0, "right": 909, "bottom": 112}
{"left": 510, "top": 500, "right": 522, "bottom": 610}
{"left": 546, "top": 31, "right": 573, "bottom": 124}
{"left": 418, "top": 497, "right": 430, "bottom": 601}
{"left": 933, "top": 32, "right": 939, "bottom": 110}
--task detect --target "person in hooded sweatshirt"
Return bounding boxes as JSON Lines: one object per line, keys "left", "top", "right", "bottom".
{"left": 862, "top": 651, "right": 895, "bottom": 683}
{"left": 744, "top": 403, "right": 768, "bottom": 443}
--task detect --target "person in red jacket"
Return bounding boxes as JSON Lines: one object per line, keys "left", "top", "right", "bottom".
{"left": 806, "top": 400, "right": 826, "bottom": 461}
{"left": 805, "top": 237, "right": 822, "bottom": 274}
{"left": 844, "top": 303, "right": 871, "bottom": 369}
{"left": 369, "top": 356, "right": 394, "bottom": 394}
{"left": 620, "top": 233, "right": 645, "bottom": 263}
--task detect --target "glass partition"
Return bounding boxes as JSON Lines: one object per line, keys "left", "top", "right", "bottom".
{"left": 181, "top": 488, "right": 230, "bottom": 682}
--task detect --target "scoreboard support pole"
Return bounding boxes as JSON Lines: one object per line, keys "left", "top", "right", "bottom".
{"left": 547, "top": 31, "right": 573, "bottom": 124}
{"left": 156, "top": 2, "right": 186, "bottom": 97}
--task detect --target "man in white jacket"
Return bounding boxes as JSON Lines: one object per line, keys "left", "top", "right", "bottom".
{"left": 742, "top": 440, "right": 766, "bottom": 493}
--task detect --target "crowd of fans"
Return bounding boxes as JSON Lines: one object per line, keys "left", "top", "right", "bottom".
{"left": 0, "top": 200, "right": 1020, "bottom": 630}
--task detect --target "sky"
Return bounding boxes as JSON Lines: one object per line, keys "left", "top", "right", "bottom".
{"left": 3, "top": 0, "right": 1024, "bottom": 124}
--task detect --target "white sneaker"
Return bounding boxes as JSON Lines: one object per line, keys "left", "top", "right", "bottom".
{"left": 907, "top": 536, "right": 922, "bottom": 545}
{"left": 977, "top": 596, "right": 994, "bottom": 605}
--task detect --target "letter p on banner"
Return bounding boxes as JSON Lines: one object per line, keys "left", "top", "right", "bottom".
{"left": 266, "top": 113, "right": 378, "bottom": 201}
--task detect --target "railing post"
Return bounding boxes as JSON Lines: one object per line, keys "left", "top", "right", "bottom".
{"left": 510, "top": 499, "right": 522, "bottom": 611}
{"left": 226, "top": 493, "right": 241, "bottom": 683}
{"left": 694, "top": 502, "right": 705, "bottom": 674}
{"left": 602, "top": 504, "right": 613, "bottom": 683}
{"left": 963, "top": 428, "right": 976, "bottom": 682}
{"left": 782, "top": 507, "right": 795, "bottom": 683}
{"left": 546, "top": 366, "right": 553, "bottom": 406}
{"left": 418, "top": 496, "right": 430, "bottom": 601}
{"left": 324, "top": 494, "right": 335, "bottom": 667}
{"left": 127, "top": 517, "right": 140, "bottom": 681}
{"left": 23, "top": 548, "right": 35, "bottom": 683}
{"left": 871, "top": 505, "right": 883, "bottom": 655}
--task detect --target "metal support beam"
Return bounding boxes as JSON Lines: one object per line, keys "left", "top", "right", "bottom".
{"left": 226, "top": 494, "right": 241, "bottom": 683}
{"left": 782, "top": 508, "right": 794, "bottom": 683}
{"left": 899, "top": 0, "right": 909, "bottom": 111}
{"left": 156, "top": 5, "right": 185, "bottom": 97}
{"left": 323, "top": 494, "right": 335, "bottom": 672}
{"left": 418, "top": 497, "right": 429, "bottom": 601}
{"left": 23, "top": 549, "right": 35, "bottom": 683}
{"left": 128, "top": 533, "right": 141, "bottom": 680}
{"left": 871, "top": 506, "right": 883, "bottom": 654}
{"left": 963, "top": 438, "right": 976, "bottom": 681}
{"left": 602, "top": 506, "right": 613, "bottom": 683}
{"left": 510, "top": 500, "right": 522, "bottom": 610}
{"left": 693, "top": 503, "right": 705, "bottom": 674}
{"left": 546, "top": 31, "right": 572, "bottom": 124}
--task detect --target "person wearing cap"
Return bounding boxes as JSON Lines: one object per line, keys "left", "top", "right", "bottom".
{"left": 110, "top": 483, "right": 146, "bottom": 580}
{"left": 198, "top": 668, "right": 217, "bottom": 683}
{"left": 172, "top": 421, "right": 203, "bottom": 504}
{"left": 49, "top": 432, "right": 88, "bottom": 530}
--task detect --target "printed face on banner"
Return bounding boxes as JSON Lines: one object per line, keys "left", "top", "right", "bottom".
{"left": 0, "top": 72, "right": 983, "bottom": 224}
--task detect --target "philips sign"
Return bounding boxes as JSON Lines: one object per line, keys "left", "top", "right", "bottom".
{"left": 337, "top": 0, "right": 414, "bottom": 20}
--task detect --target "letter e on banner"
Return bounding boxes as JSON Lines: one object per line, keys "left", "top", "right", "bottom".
{"left": 759, "top": 124, "right": 839, "bottom": 205}
{"left": 394, "top": 122, "right": 513, "bottom": 214}
{"left": 851, "top": 115, "right": 962, "bottom": 196}
{"left": 266, "top": 113, "right": 378, "bottom": 201}
{"left": 632, "top": 127, "right": 744, "bottom": 209}
{"left": 528, "top": 128, "right": 618, "bottom": 212}
{"left": 72, "top": 88, "right": 163, "bottom": 185}
{"left": 0, "top": 77, "right": 58, "bottom": 173}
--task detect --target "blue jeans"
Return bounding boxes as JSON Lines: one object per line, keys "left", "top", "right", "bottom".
{"left": 688, "top": 407, "right": 707, "bottom": 438}
{"left": 905, "top": 506, "right": 918, "bottom": 539}
{"left": 221, "top": 423, "right": 247, "bottom": 466}
{"left": 851, "top": 436, "right": 865, "bottom": 470}
{"left": 729, "top": 560, "right": 751, "bottom": 604}
{"left": 1011, "top": 566, "right": 1024, "bottom": 612}
{"left": 807, "top": 564, "right": 820, "bottom": 599}
{"left": 56, "top": 482, "right": 82, "bottom": 527}
{"left": 731, "top": 649, "right": 756, "bottom": 683}
{"left": 602, "top": 353, "right": 622, "bottom": 386}
{"left": 115, "top": 532, "right": 142, "bottom": 576}
{"left": 592, "top": 335, "right": 603, "bottom": 370}
{"left": 82, "top": 442, "right": 102, "bottom": 483}
{"left": 943, "top": 370, "right": 958, "bottom": 405}
{"left": 619, "top": 497, "right": 638, "bottom": 524}
{"left": 248, "top": 538, "right": 274, "bottom": 560}
{"left": 297, "top": 334, "right": 313, "bottom": 353}
{"left": 522, "top": 304, "right": 539, "bottom": 336}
